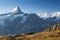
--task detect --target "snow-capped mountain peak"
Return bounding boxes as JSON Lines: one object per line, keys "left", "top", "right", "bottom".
{"left": 50, "top": 12, "right": 60, "bottom": 20}
{"left": 51, "top": 12, "right": 60, "bottom": 17}
{"left": 12, "top": 6, "right": 20, "bottom": 12}
{"left": 11, "top": 6, "right": 23, "bottom": 14}
{"left": 36, "top": 12, "right": 50, "bottom": 19}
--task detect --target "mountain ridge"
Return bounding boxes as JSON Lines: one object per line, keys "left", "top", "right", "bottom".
{"left": 0, "top": 6, "right": 60, "bottom": 35}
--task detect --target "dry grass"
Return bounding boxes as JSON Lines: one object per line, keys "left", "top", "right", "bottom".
{"left": 0, "top": 31, "right": 60, "bottom": 40}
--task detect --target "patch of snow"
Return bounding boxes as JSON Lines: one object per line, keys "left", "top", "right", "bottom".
{"left": 36, "top": 12, "right": 50, "bottom": 19}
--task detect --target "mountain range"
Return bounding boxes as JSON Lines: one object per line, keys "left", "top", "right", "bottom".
{"left": 0, "top": 6, "right": 60, "bottom": 35}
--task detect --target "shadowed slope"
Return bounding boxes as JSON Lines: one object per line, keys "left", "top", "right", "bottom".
{"left": 0, "top": 24, "right": 60, "bottom": 40}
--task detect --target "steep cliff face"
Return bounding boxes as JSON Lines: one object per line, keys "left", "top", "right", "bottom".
{"left": 45, "top": 23, "right": 60, "bottom": 32}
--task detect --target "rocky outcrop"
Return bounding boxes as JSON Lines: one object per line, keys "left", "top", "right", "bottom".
{"left": 45, "top": 23, "right": 60, "bottom": 32}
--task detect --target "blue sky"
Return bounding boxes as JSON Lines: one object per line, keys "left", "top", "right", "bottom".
{"left": 0, "top": 0, "right": 60, "bottom": 14}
